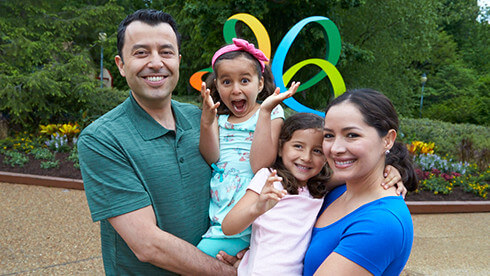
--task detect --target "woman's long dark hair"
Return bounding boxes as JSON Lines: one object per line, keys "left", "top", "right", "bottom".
{"left": 325, "top": 88, "right": 418, "bottom": 191}
{"left": 271, "top": 113, "right": 331, "bottom": 198}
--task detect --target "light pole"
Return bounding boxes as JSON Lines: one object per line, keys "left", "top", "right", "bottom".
{"left": 419, "top": 73, "right": 427, "bottom": 117}
{"left": 99, "top": 32, "right": 107, "bottom": 88}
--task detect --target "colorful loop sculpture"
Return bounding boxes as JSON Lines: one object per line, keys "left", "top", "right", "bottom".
{"left": 223, "top": 13, "right": 271, "bottom": 61}
{"left": 189, "top": 14, "right": 345, "bottom": 116}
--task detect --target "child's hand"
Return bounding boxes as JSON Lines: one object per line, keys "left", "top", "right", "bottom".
{"left": 216, "top": 249, "right": 247, "bottom": 268}
{"left": 255, "top": 170, "right": 287, "bottom": 215}
{"left": 382, "top": 165, "right": 407, "bottom": 198}
{"left": 200, "top": 82, "right": 220, "bottom": 126}
{"left": 260, "top": 81, "right": 300, "bottom": 113}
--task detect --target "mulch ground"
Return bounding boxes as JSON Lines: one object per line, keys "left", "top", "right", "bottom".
{"left": 0, "top": 152, "right": 82, "bottom": 180}
{"left": 0, "top": 153, "right": 486, "bottom": 201}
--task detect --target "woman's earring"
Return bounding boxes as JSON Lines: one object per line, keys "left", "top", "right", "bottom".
{"left": 385, "top": 149, "right": 390, "bottom": 155}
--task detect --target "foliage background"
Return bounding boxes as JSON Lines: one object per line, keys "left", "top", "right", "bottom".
{"left": 0, "top": 0, "right": 488, "bottom": 132}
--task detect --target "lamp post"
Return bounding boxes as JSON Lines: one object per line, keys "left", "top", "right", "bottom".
{"left": 419, "top": 73, "right": 427, "bottom": 117}
{"left": 99, "top": 32, "right": 107, "bottom": 88}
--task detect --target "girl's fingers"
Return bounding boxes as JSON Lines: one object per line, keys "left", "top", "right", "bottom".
{"left": 382, "top": 176, "right": 394, "bottom": 189}
{"left": 397, "top": 183, "right": 407, "bottom": 198}
{"left": 200, "top": 82, "right": 207, "bottom": 97}
{"left": 274, "top": 87, "right": 281, "bottom": 95}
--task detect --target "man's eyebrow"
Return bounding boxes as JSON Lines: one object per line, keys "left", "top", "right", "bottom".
{"left": 130, "top": 43, "right": 176, "bottom": 51}
{"left": 131, "top": 44, "right": 148, "bottom": 51}
{"left": 160, "top": 43, "right": 176, "bottom": 50}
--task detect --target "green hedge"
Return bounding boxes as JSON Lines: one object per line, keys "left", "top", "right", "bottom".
{"left": 399, "top": 117, "right": 489, "bottom": 166}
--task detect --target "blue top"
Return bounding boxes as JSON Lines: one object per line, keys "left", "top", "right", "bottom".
{"left": 303, "top": 185, "right": 414, "bottom": 276}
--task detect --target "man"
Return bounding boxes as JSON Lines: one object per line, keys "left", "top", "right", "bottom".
{"left": 78, "top": 9, "right": 236, "bottom": 275}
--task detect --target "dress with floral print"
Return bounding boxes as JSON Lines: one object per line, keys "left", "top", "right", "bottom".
{"left": 203, "top": 105, "right": 285, "bottom": 240}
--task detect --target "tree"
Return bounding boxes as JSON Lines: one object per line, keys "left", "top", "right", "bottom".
{"left": 0, "top": 0, "right": 126, "bottom": 130}
{"left": 419, "top": 0, "right": 489, "bottom": 125}
{"left": 327, "top": 0, "right": 440, "bottom": 115}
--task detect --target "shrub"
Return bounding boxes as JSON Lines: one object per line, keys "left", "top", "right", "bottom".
{"left": 68, "top": 145, "right": 80, "bottom": 169}
{"left": 3, "top": 150, "right": 29, "bottom": 167}
{"left": 30, "top": 147, "right": 55, "bottom": 160}
{"left": 40, "top": 160, "right": 60, "bottom": 169}
{"left": 80, "top": 88, "right": 128, "bottom": 128}
{"left": 399, "top": 117, "right": 490, "bottom": 167}
{"left": 423, "top": 95, "right": 489, "bottom": 126}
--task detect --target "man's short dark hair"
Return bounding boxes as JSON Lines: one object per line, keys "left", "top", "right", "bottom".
{"left": 117, "top": 9, "right": 181, "bottom": 61}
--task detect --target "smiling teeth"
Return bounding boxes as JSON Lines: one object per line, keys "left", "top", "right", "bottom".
{"left": 147, "top": 76, "right": 163, "bottom": 82}
{"left": 296, "top": 164, "right": 310, "bottom": 170}
{"left": 336, "top": 160, "right": 354, "bottom": 165}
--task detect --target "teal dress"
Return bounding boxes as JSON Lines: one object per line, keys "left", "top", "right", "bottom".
{"left": 197, "top": 105, "right": 284, "bottom": 256}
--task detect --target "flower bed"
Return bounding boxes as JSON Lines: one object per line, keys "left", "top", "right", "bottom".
{"left": 1, "top": 128, "right": 488, "bottom": 202}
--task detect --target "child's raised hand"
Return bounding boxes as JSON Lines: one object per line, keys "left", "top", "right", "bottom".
{"left": 255, "top": 170, "right": 287, "bottom": 215}
{"left": 260, "top": 81, "right": 300, "bottom": 113}
{"left": 200, "top": 82, "right": 220, "bottom": 125}
{"left": 382, "top": 165, "right": 407, "bottom": 198}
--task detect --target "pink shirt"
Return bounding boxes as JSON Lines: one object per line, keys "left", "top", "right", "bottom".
{"left": 237, "top": 168, "right": 324, "bottom": 276}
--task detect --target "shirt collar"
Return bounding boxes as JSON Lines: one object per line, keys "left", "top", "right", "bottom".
{"left": 127, "top": 93, "right": 192, "bottom": 141}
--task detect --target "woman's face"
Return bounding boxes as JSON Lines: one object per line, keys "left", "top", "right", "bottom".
{"left": 322, "top": 102, "right": 391, "bottom": 183}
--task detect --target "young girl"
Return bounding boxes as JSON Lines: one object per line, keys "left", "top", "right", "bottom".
{"left": 221, "top": 112, "right": 407, "bottom": 275}
{"left": 221, "top": 112, "right": 330, "bottom": 275}
{"left": 197, "top": 38, "right": 300, "bottom": 257}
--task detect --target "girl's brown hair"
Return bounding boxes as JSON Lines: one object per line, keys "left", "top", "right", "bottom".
{"left": 271, "top": 112, "right": 330, "bottom": 198}
{"left": 205, "top": 51, "right": 276, "bottom": 115}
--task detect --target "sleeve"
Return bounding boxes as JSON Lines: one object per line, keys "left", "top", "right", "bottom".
{"left": 270, "top": 104, "right": 285, "bottom": 120}
{"left": 334, "top": 210, "right": 405, "bottom": 275}
{"left": 247, "top": 168, "right": 285, "bottom": 194}
{"left": 246, "top": 168, "right": 271, "bottom": 194}
{"left": 78, "top": 132, "right": 151, "bottom": 222}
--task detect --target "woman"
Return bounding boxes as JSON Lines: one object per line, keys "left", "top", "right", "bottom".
{"left": 303, "top": 88, "right": 418, "bottom": 275}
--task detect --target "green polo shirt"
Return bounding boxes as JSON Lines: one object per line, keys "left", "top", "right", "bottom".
{"left": 78, "top": 93, "right": 211, "bottom": 275}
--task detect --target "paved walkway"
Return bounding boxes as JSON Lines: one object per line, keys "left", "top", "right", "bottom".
{"left": 1, "top": 182, "right": 489, "bottom": 275}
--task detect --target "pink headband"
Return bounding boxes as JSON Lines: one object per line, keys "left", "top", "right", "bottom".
{"left": 211, "top": 38, "right": 269, "bottom": 73}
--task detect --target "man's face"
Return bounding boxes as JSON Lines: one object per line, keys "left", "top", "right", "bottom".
{"left": 115, "top": 21, "right": 181, "bottom": 107}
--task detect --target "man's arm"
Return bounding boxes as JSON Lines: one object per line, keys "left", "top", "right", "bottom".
{"left": 108, "top": 205, "right": 236, "bottom": 275}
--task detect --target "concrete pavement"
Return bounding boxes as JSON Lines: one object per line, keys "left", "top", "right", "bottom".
{"left": 1, "top": 182, "right": 488, "bottom": 275}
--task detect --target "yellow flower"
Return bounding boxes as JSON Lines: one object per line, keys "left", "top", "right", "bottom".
{"left": 59, "top": 123, "right": 80, "bottom": 136}
{"left": 40, "top": 124, "right": 61, "bottom": 135}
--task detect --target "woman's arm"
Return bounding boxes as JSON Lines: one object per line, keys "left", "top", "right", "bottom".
{"left": 199, "top": 82, "right": 220, "bottom": 165}
{"left": 313, "top": 253, "right": 372, "bottom": 276}
{"left": 222, "top": 170, "right": 286, "bottom": 235}
{"left": 250, "top": 83, "right": 299, "bottom": 173}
